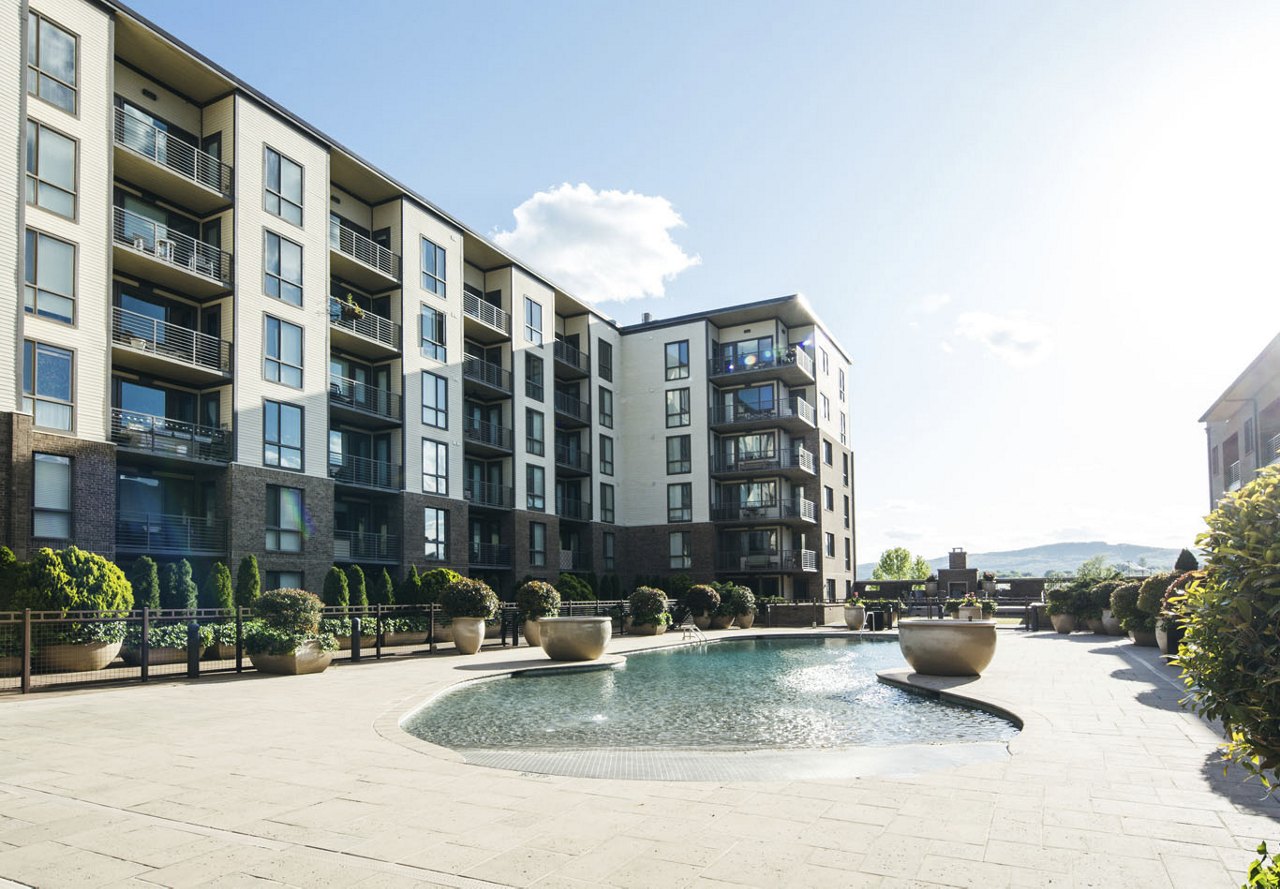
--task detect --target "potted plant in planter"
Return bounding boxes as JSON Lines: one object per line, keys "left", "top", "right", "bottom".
{"left": 245, "top": 588, "right": 338, "bottom": 675}
{"left": 684, "top": 584, "right": 721, "bottom": 630}
{"left": 1156, "top": 571, "right": 1198, "bottom": 656}
{"left": 16, "top": 547, "right": 133, "bottom": 672}
{"left": 440, "top": 577, "right": 499, "bottom": 654}
{"left": 1111, "top": 581, "right": 1156, "bottom": 646}
{"left": 1045, "top": 586, "right": 1076, "bottom": 633}
{"left": 1086, "top": 579, "right": 1123, "bottom": 635}
{"left": 1131, "top": 571, "right": 1173, "bottom": 649}
{"left": 339, "top": 293, "right": 364, "bottom": 320}
{"left": 980, "top": 570, "right": 997, "bottom": 593}
{"left": 709, "top": 582, "right": 738, "bottom": 629}
{"left": 925, "top": 573, "right": 939, "bottom": 594}
{"left": 516, "top": 579, "right": 561, "bottom": 647}
{"left": 627, "top": 586, "right": 670, "bottom": 635}
{"left": 726, "top": 585, "right": 756, "bottom": 629}
{"left": 956, "top": 595, "right": 985, "bottom": 622}
{"left": 1071, "top": 580, "right": 1104, "bottom": 633}
{"left": 419, "top": 567, "right": 461, "bottom": 643}
{"left": 122, "top": 622, "right": 213, "bottom": 666}
{"left": 843, "top": 594, "right": 867, "bottom": 630}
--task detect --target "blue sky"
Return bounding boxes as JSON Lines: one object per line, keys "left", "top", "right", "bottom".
{"left": 128, "top": 0, "right": 1280, "bottom": 564}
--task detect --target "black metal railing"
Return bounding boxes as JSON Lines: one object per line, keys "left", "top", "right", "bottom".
{"left": 710, "top": 499, "right": 816, "bottom": 522}
{"left": 111, "top": 409, "right": 231, "bottom": 462}
{"left": 469, "top": 542, "right": 512, "bottom": 567}
{"left": 553, "top": 340, "right": 590, "bottom": 374}
{"left": 116, "top": 513, "right": 226, "bottom": 554}
{"left": 464, "top": 479, "right": 514, "bottom": 508}
{"left": 463, "top": 417, "right": 513, "bottom": 450}
{"left": 708, "top": 346, "right": 815, "bottom": 379}
{"left": 112, "top": 307, "right": 231, "bottom": 374}
{"left": 711, "top": 447, "right": 815, "bottom": 475}
{"left": 329, "top": 218, "right": 401, "bottom": 280}
{"left": 557, "top": 497, "right": 592, "bottom": 521}
{"left": 329, "top": 453, "right": 400, "bottom": 489}
{"left": 709, "top": 396, "right": 815, "bottom": 427}
{"left": 328, "top": 297, "right": 400, "bottom": 350}
{"left": 329, "top": 374, "right": 400, "bottom": 421}
{"left": 333, "top": 530, "right": 400, "bottom": 562}
{"left": 554, "top": 444, "right": 592, "bottom": 472}
{"left": 715, "top": 549, "right": 817, "bottom": 572}
{"left": 554, "top": 392, "right": 589, "bottom": 423}
{"left": 113, "top": 108, "right": 233, "bottom": 197}
{"left": 462, "top": 357, "right": 512, "bottom": 393}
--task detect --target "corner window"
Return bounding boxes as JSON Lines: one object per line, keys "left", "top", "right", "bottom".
{"left": 27, "top": 13, "right": 77, "bottom": 114}
{"left": 33, "top": 453, "right": 71, "bottom": 540}
{"left": 666, "top": 435, "right": 691, "bottom": 474}
{"left": 527, "top": 465, "right": 545, "bottom": 511}
{"left": 665, "top": 340, "right": 689, "bottom": 381}
{"left": 600, "top": 483, "right": 615, "bottom": 523}
{"left": 264, "top": 231, "right": 303, "bottom": 305}
{"left": 24, "top": 229, "right": 74, "bottom": 323}
{"left": 840, "top": 411, "right": 848, "bottom": 445}
{"left": 264, "top": 147, "right": 303, "bottom": 225}
{"left": 599, "top": 387, "right": 614, "bottom": 428}
{"left": 263, "top": 400, "right": 303, "bottom": 470}
{"left": 266, "top": 485, "right": 304, "bottom": 552}
{"left": 529, "top": 522, "right": 547, "bottom": 568}
{"left": 422, "top": 439, "right": 448, "bottom": 495}
{"left": 669, "top": 531, "right": 691, "bottom": 569}
{"left": 422, "top": 372, "right": 448, "bottom": 429}
{"left": 599, "top": 434, "right": 614, "bottom": 476}
{"left": 524, "top": 297, "right": 542, "bottom": 344}
{"left": 525, "top": 353, "right": 544, "bottom": 400}
{"left": 598, "top": 340, "right": 614, "bottom": 382}
{"left": 665, "top": 388, "right": 690, "bottom": 428}
{"left": 425, "top": 507, "right": 447, "bottom": 561}
{"left": 22, "top": 340, "right": 73, "bottom": 431}
{"left": 667, "top": 483, "right": 692, "bottom": 522}
{"left": 843, "top": 495, "right": 851, "bottom": 528}
{"left": 421, "top": 238, "right": 446, "bottom": 295}
{"left": 25, "top": 120, "right": 76, "bottom": 218}
{"left": 420, "top": 304, "right": 446, "bottom": 361}
{"left": 264, "top": 316, "right": 303, "bottom": 388}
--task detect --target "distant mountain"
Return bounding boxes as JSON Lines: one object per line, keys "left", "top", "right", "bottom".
{"left": 856, "top": 541, "right": 1186, "bottom": 579}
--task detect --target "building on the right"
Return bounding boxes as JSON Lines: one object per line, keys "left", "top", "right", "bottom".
{"left": 1200, "top": 332, "right": 1280, "bottom": 507}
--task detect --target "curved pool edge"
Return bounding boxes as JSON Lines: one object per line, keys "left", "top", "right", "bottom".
{"left": 876, "top": 667, "right": 1026, "bottom": 730}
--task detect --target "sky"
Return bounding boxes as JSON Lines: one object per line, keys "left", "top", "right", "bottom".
{"left": 128, "top": 0, "right": 1280, "bottom": 565}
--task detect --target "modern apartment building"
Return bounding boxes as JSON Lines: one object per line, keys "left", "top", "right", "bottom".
{"left": 1200, "top": 332, "right": 1280, "bottom": 507}
{"left": 0, "top": 0, "right": 855, "bottom": 601}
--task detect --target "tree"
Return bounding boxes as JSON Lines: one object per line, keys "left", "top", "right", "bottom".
{"left": 1074, "top": 555, "right": 1120, "bottom": 582}
{"left": 202, "top": 562, "right": 234, "bottom": 611}
{"left": 870, "top": 548, "right": 931, "bottom": 581}
{"left": 371, "top": 568, "right": 395, "bottom": 607}
{"left": 1174, "top": 548, "right": 1200, "bottom": 572}
{"left": 322, "top": 567, "right": 349, "bottom": 612}
{"left": 397, "top": 565, "right": 420, "bottom": 606}
{"left": 235, "top": 554, "right": 260, "bottom": 608}
{"left": 161, "top": 559, "right": 198, "bottom": 610}
{"left": 345, "top": 565, "right": 367, "bottom": 610}
{"left": 129, "top": 556, "right": 160, "bottom": 610}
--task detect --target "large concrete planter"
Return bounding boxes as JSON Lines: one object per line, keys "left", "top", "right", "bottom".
{"left": 897, "top": 619, "right": 998, "bottom": 676}
{"left": 539, "top": 616, "right": 612, "bottom": 662}
{"left": 249, "top": 640, "right": 333, "bottom": 675}
{"left": 380, "top": 632, "right": 426, "bottom": 648}
{"left": 1049, "top": 613, "right": 1076, "bottom": 634}
{"left": 214, "top": 643, "right": 238, "bottom": 660}
{"left": 1129, "top": 629, "right": 1158, "bottom": 647}
{"left": 0, "top": 655, "right": 21, "bottom": 677}
{"left": 1086, "top": 618, "right": 1106, "bottom": 634}
{"left": 522, "top": 619, "right": 543, "bottom": 648}
{"left": 433, "top": 623, "right": 454, "bottom": 645}
{"left": 629, "top": 621, "right": 667, "bottom": 636}
{"left": 122, "top": 646, "right": 186, "bottom": 667}
{"left": 42, "top": 641, "right": 123, "bottom": 673}
{"left": 957, "top": 606, "right": 984, "bottom": 622}
{"left": 710, "top": 614, "right": 734, "bottom": 630}
{"left": 692, "top": 614, "right": 712, "bottom": 631}
{"left": 1101, "top": 609, "right": 1124, "bottom": 636}
{"left": 451, "top": 617, "right": 486, "bottom": 654}
{"left": 843, "top": 605, "right": 866, "bottom": 630}
{"left": 336, "top": 634, "right": 377, "bottom": 652}
{"left": 736, "top": 612, "right": 756, "bottom": 629}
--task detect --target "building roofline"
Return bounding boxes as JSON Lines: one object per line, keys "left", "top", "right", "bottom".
{"left": 1199, "top": 332, "right": 1280, "bottom": 423}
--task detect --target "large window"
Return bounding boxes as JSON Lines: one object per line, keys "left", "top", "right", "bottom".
{"left": 838, "top": 368, "right": 846, "bottom": 401}
{"left": 665, "top": 388, "right": 690, "bottom": 428}
{"left": 529, "top": 522, "right": 547, "bottom": 568}
{"left": 266, "top": 485, "right": 304, "bottom": 552}
{"left": 669, "top": 532, "right": 691, "bottom": 569}
{"left": 599, "top": 340, "right": 614, "bottom": 382}
{"left": 844, "top": 495, "right": 851, "bottom": 529}
{"left": 821, "top": 394, "right": 830, "bottom": 420}
{"left": 599, "top": 434, "right": 614, "bottom": 475}
{"left": 425, "top": 507, "right": 447, "bottom": 561}
{"left": 25, "top": 120, "right": 75, "bottom": 218}
{"left": 264, "top": 231, "right": 303, "bottom": 305}
{"left": 823, "top": 486, "right": 834, "bottom": 511}
{"left": 842, "top": 453, "right": 850, "bottom": 487}
{"left": 667, "top": 435, "right": 691, "bottom": 474}
{"left": 599, "top": 386, "right": 613, "bottom": 428}
{"left": 823, "top": 440, "right": 833, "bottom": 465}
{"left": 264, "top": 316, "right": 303, "bottom": 388}
{"left": 24, "top": 229, "right": 74, "bottom": 323}
{"left": 665, "top": 340, "right": 689, "bottom": 380}
{"left": 820, "top": 347, "right": 829, "bottom": 376}
{"left": 600, "top": 482, "right": 615, "bottom": 523}
{"left": 526, "top": 353, "right": 544, "bottom": 400}
{"left": 266, "top": 570, "right": 303, "bottom": 591}
{"left": 22, "top": 340, "right": 73, "bottom": 430}
{"left": 263, "top": 400, "right": 303, "bottom": 470}
{"left": 527, "top": 465, "right": 545, "bottom": 511}
{"left": 422, "top": 372, "right": 448, "bottom": 428}
{"left": 667, "top": 483, "right": 692, "bottom": 522}
{"left": 524, "top": 297, "right": 542, "bottom": 344}
{"left": 32, "top": 453, "right": 71, "bottom": 540}
{"left": 526, "top": 409, "right": 545, "bottom": 455}
{"left": 422, "top": 439, "right": 448, "bottom": 495}
{"left": 421, "top": 238, "right": 446, "bottom": 295}
{"left": 264, "top": 147, "right": 303, "bottom": 225}
{"left": 27, "top": 13, "right": 76, "bottom": 113}
{"left": 420, "top": 304, "right": 446, "bottom": 361}
{"left": 603, "top": 532, "right": 615, "bottom": 571}
{"left": 825, "top": 532, "right": 836, "bottom": 558}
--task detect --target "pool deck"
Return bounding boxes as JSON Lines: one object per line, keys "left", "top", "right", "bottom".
{"left": 1, "top": 627, "right": 1278, "bottom": 887}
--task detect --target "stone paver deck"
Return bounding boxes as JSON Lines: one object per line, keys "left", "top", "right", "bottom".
{"left": 0, "top": 627, "right": 1277, "bottom": 888}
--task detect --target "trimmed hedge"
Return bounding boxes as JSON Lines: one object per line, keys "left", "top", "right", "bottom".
{"left": 440, "top": 577, "right": 499, "bottom": 620}
{"left": 516, "top": 580, "right": 561, "bottom": 619}
{"left": 628, "top": 586, "right": 669, "bottom": 626}
{"left": 684, "top": 584, "right": 720, "bottom": 616}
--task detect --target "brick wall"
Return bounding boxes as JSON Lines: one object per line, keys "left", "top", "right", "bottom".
{"left": 226, "top": 464, "right": 334, "bottom": 595}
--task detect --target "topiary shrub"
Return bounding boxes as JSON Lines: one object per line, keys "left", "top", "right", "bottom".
{"left": 666, "top": 573, "right": 693, "bottom": 601}
{"left": 1069, "top": 579, "right": 1100, "bottom": 621}
{"left": 723, "top": 584, "right": 756, "bottom": 616}
{"left": 321, "top": 566, "right": 349, "bottom": 613}
{"left": 0, "top": 547, "right": 18, "bottom": 611}
{"left": 628, "top": 586, "right": 669, "bottom": 626}
{"left": 1174, "top": 548, "right": 1200, "bottom": 572}
{"left": 235, "top": 554, "right": 260, "bottom": 608}
{"left": 1134, "top": 572, "right": 1172, "bottom": 631}
{"left": 202, "top": 562, "right": 234, "bottom": 611}
{"left": 1045, "top": 585, "right": 1074, "bottom": 616}
{"left": 419, "top": 567, "right": 461, "bottom": 606}
{"left": 1090, "top": 579, "right": 1122, "bottom": 616}
{"left": 130, "top": 556, "right": 161, "bottom": 610}
{"left": 161, "top": 559, "right": 198, "bottom": 611}
{"left": 440, "top": 577, "right": 499, "bottom": 620}
{"left": 515, "top": 580, "right": 560, "bottom": 619}
{"left": 398, "top": 565, "right": 421, "bottom": 604}
{"left": 245, "top": 588, "right": 336, "bottom": 655}
{"left": 346, "top": 565, "right": 367, "bottom": 610}
{"left": 371, "top": 568, "right": 395, "bottom": 607}
{"left": 684, "top": 584, "right": 721, "bottom": 617}
{"left": 1110, "top": 582, "right": 1145, "bottom": 633}
{"left": 557, "top": 573, "right": 594, "bottom": 601}
{"left": 18, "top": 547, "right": 133, "bottom": 644}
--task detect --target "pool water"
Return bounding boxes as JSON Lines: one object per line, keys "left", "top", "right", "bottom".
{"left": 405, "top": 638, "right": 1017, "bottom": 752}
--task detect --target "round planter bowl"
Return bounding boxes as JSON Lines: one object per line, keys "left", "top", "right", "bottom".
{"left": 693, "top": 615, "right": 712, "bottom": 631}
{"left": 710, "top": 614, "right": 734, "bottom": 630}
{"left": 1129, "top": 629, "right": 1158, "bottom": 648}
{"left": 843, "top": 605, "right": 866, "bottom": 630}
{"left": 629, "top": 621, "right": 667, "bottom": 636}
{"left": 41, "top": 641, "right": 123, "bottom": 673}
{"left": 1101, "top": 610, "right": 1124, "bottom": 636}
{"left": 0, "top": 655, "right": 20, "bottom": 677}
{"left": 1049, "top": 613, "right": 1076, "bottom": 634}
{"left": 957, "top": 606, "right": 984, "bottom": 622}
{"left": 1086, "top": 618, "right": 1106, "bottom": 634}
{"left": 539, "top": 616, "right": 612, "bottom": 661}
{"left": 897, "top": 619, "right": 998, "bottom": 677}
{"left": 433, "top": 623, "right": 454, "bottom": 645}
{"left": 737, "top": 611, "right": 756, "bottom": 629}
{"left": 249, "top": 640, "right": 333, "bottom": 675}
{"left": 122, "top": 645, "right": 186, "bottom": 667}
{"left": 523, "top": 619, "right": 543, "bottom": 648}
{"left": 450, "top": 617, "right": 486, "bottom": 655}
{"left": 214, "top": 643, "right": 238, "bottom": 660}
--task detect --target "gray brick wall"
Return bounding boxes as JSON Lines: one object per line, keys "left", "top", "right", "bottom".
{"left": 226, "top": 464, "right": 334, "bottom": 595}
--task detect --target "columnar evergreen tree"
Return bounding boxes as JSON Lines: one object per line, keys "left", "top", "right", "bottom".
{"left": 129, "top": 556, "right": 161, "bottom": 610}
{"left": 235, "top": 554, "right": 260, "bottom": 608}
{"left": 345, "top": 565, "right": 368, "bottom": 610}
{"left": 371, "top": 568, "right": 395, "bottom": 607}
{"left": 397, "top": 565, "right": 420, "bottom": 606}
{"left": 203, "top": 562, "right": 234, "bottom": 611}
{"left": 322, "top": 566, "right": 349, "bottom": 613}
{"left": 1174, "top": 548, "right": 1200, "bottom": 572}
{"left": 172, "top": 559, "right": 198, "bottom": 610}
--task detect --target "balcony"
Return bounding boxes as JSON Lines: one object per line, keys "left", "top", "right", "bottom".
{"left": 710, "top": 447, "right": 816, "bottom": 480}
{"left": 111, "top": 409, "right": 231, "bottom": 463}
{"left": 329, "top": 453, "right": 400, "bottom": 490}
{"left": 469, "top": 542, "right": 512, "bottom": 568}
{"left": 715, "top": 550, "right": 817, "bottom": 573}
{"left": 328, "top": 297, "right": 401, "bottom": 358}
{"left": 463, "top": 292, "right": 511, "bottom": 340}
{"left": 554, "top": 444, "right": 592, "bottom": 476}
{"left": 116, "top": 512, "right": 226, "bottom": 555}
{"left": 462, "top": 358, "right": 512, "bottom": 398}
{"left": 112, "top": 207, "right": 232, "bottom": 297}
{"left": 553, "top": 340, "right": 590, "bottom": 379}
{"left": 328, "top": 375, "right": 401, "bottom": 427}
{"left": 708, "top": 396, "right": 815, "bottom": 432}
{"left": 464, "top": 479, "right": 514, "bottom": 509}
{"left": 329, "top": 218, "right": 400, "bottom": 289}
{"left": 559, "top": 550, "right": 591, "bottom": 571}
{"left": 557, "top": 498, "right": 592, "bottom": 522}
{"left": 463, "top": 417, "right": 513, "bottom": 455}
{"left": 1226, "top": 460, "right": 1242, "bottom": 492}
{"left": 554, "top": 392, "right": 590, "bottom": 427}
{"left": 710, "top": 499, "right": 817, "bottom": 525}
{"left": 708, "top": 347, "right": 815, "bottom": 386}
{"left": 112, "top": 107, "right": 232, "bottom": 213}
{"left": 333, "top": 530, "right": 400, "bottom": 564}
{"left": 112, "top": 307, "right": 231, "bottom": 384}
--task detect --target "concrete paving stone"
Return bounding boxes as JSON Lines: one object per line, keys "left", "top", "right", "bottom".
{"left": 982, "top": 839, "right": 1073, "bottom": 874}
{"left": 1070, "top": 851, "right": 1172, "bottom": 888}
{"left": 59, "top": 824, "right": 230, "bottom": 869}
{"left": 782, "top": 861, "right": 885, "bottom": 888}
{"left": 695, "top": 840, "right": 811, "bottom": 888}
{"left": 1161, "top": 853, "right": 1233, "bottom": 889}
{"left": 0, "top": 839, "right": 153, "bottom": 887}
{"left": 463, "top": 845, "right": 574, "bottom": 887}
{"left": 916, "top": 854, "right": 1014, "bottom": 888}
{"left": 601, "top": 854, "right": 703, "bottom": 889}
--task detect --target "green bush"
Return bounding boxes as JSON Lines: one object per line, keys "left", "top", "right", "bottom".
{"left": 1110, "top": 582, "right": 1146, "bottom": 632}
{"left": 161, "top": 559, "right": 198, "bottom": 611}
{"left": 516, "top": 580, "right": 561, "bottom": 619}
{"left": 322, "top": 566, "right": 349, "bottom": 613}
{"left": 684, "top": 584, "right": 720, "bottom": 616}
{"left": 371, "top": 569, "right": 395, "bottom": 607}
{"left": 628, "top": 586, "right": 669, "bottom": 625}
{"left": 398, "top": 565, "right": 421, "bottom": 605}
{"left": 441, "top": 577, "right": 499, "bottom": 620}
{"left": 202, "top": 562, "right": 234, "bottom": 611}
{"left": 722, "top": 584, "right": 756, "bottom": 616}
{"left": 666, "top": 573, "right": 693, "bottom": 601}
{"left": 235, "top": 554, "right": 260, "bottom": 608}
{"left": 419, "top": 568, "right": 461, "bottom": 606}
{"left": 17, "top": 548, "right": 133, "bottom": 644}
{"left": 557, "top": 573, "right": 594, "bottom": 601}
{"left": 1174, "top": 548, "right": 1200, "bottom": 572}
{"left": 0, "top": 547, "right": 18, "bottom": 611}
{"left": 1090, "top": 579, "right": 1122, "bottom": 615}
{"left": 125, "top": 622, "right": 213, "bottom": 650}
{"left": 1161, "top": 570, "right": 1199, "bottom": 617}
{"left": 346, "top": 565, "right": 368, "bottom": 610}
{"left": 249, "top": 587, "right": 328, "bottom": 656}
{"left": 244, "top": 621, "right": 339, "bottom": 656}
{"left": 1045, "top": 587, "right": 1074, "bottom": 617}
{"left": 130, "top": 556, "right": 160, "bottom": 610}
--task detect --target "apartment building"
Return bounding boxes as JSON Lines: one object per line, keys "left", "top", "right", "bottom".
{"left": 1200, "top": 332, "right": 1280, "bottom": 507}
{"left": 0, "top": 0, "right": 855, "bottom": 601}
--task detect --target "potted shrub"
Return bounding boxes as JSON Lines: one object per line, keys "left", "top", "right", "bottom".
{"left": 1110, "top": 581, "right": 1155, "bottom": 646}
{"left": 245, "top": 588, "right": 337, "bottom": 675}
{"left": 1088, "top": 579, "right": 1124, "bottom": 635}
{"left": 1045, "top": 586, "right": 1076, "bottom": 633}
{"left": 725, "top": 585, "right": 756, "bottom": 629}
{"left": 339, "top": 293, "right": 365, "bottom": 320}
{"left": 1156, "top": 571, "right": 1198, "bottom": 656}
{"left": 925, "top": 573, "right": 939, "bottom": 594}
{"left": 440, "top": 577, "right": 499, "bottom": 654}
{"left": 122, "top": 622, "right": 213, "bottom": 666}
{"left": 980, "top": 570, "right": 997, "bottom": 593}
{"left": 843, "top": 595, "right": 866, "bottom": 630}
{"left": 684, "top": 584, "right": 721, "bottom": 630}
{"left": 199, "top": 562, "right": 236, "bottom": 658}
{"left": 709, "top": 582, "right": 738, "bottom": 629}
{"left": 956, "top": 595, "right": 985, "bottom": 622}
{"left": 516, "top": 580, "right": 561, "bottom": 647}
{"left": 1071, "top": 580, "right": 1104, "bottom": 633}
{"left": 16, "top": 547, "right": 133, "bottom": 672}
{"left": 1133, "top": 572, "right": 1171, "bottom": 646}
{"left": 627, "top": 586, "right": 670, "bottom": 635}
{"left": 420, "top": 567, "right": 461, "bottom": 643}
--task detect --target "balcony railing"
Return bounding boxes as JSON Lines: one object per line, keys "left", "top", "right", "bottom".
{"left": 554, "top": 392, "right": 589, "bottom": 423}
{"left": 462, "top": 358, "right": 512, "bottom": 393}
{"left": 328, "top": 297, "right": 400, "bottom": 351}
{"left": 715, "top": 549, "right": 817, "bottom": 572}
{"left": 710, "top": 499, "right": 816, "bottom": 523}
{"left": 112, "top": 307, "right": 231, "bottom": 375}
{"left": 464, "top": 479, "right": 514, "bottom": 509}
{"left": 554, "top": 444, "right": 591, "bottom": 473}
{"left": 111, "top": 409, "right": 231, "bottom": 462}
{"left": 557, "top": 498, "right": 592, "bottom": 521}
{"left": 113, "top": 206, "right": 232, "bottom": 285}
{"left": 709, "top": 347, "right": 814, "bottom": 379}
{"left": 113, "top": 107, "right": 233, "bottom": 197}
{"left": 712, "top": 447, "right": 815, "bottom": 475}
{"left": 329, "top": 218, "right": 401, "bottom": 280}
{"left": 554, "top": 340, "right": 590, "bottom": 375}
{"left": 116, "top": 512, "right": 226, "bottom": 554}
{"left": 559, "top": 550, "right": 590, "bottom": 571}
{"left": 333, "top": 530, "right": 400, "bottom": 563}
{"left": 329, "top": 374, "right": 400, "bottom": 421}
{"left": 709, "top": 396, "right": 815, "bottom": 427}
{"left": 469, "top": 542, "right": 512, "bottom": 567}
{"left": 1268, "top": 433, "right": 1280, "bottom": 466}
{"left": 463, "top": 417, "right": 513, "bottom": 451}
{"left": 1227, "top": 460, "right": 1242, "bottom": 492}
{"left": 329, "top": 453, "right": 399, "bottom": 489}
{"left": 463, "top": 292, "right": 511, "bottom": 334}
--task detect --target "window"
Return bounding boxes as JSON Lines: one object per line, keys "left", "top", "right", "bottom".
{"left": 420, "top": 304, "right": 446, "bottom": 361}
{"left": 421, "top": 237, "right": 446, "bottom": 295}
{"left": 600, "top": 483, "right": 615, "bottom": 523}
{"left": 32, "top": 453, "right": 71, "bottom": 540}
{"left": 27, "top": 13, "right": 76, "bottom": 113}
{"left": 823, "top": 486, "right": 834, "bottom": 511}
{"left": 599, "top": 386, "right": 614, "bottom": 428}
{"left": 842, "top": 453, "right": 850, "bottom": 487}
{"left": 524, "top": 296, "right": 542, "bottom": 344}
{"left": 264, "top": 147, "right": 302, "bottom": 225}
{"left": 603, "top": 532, "right": 615, "bottom": 571}
{"left": 843, "top": 495, "right": 851, "bottom": 529}
{"left": 266, "top": 571, "right": 303, "bottom": 591}
{"left": 424, "top": 507, "right": 447, "bottom": 561}
{"left": 25, "top": 120, "right": 75, "bottom": 218}
{"left": 820, "top": 347, "right": 829, "bottom": 375}
{"left": 266, "top": 485, "right": 304, "bottom": 552}
{"left": 826, "top": 578, "right": 836, "bottom": 602}
{"left": 526, "top": 353, "right": 544, "bottom": 400}
{"left": 838, "top": 368, "right": 845, "bottom": 400}
{"left": 667, "top": 435, "right": 691, "bottom": 474}
{"left": 422, "top": 372, "right": 448, "bottom": 428}
{"left": 669, "top": 531, "right": 691, "bottom": 569}
{"left": 264, "top": 231, "right": 303, "bottom": 305}
{"left": 600, "top": 434, "right": 614, "bottom": 475}
{"left": 665, "top": 340, "right": 689, "bottom": 380}
{"left": 1245, "top": 418, "right": 1256, "bottom": 455}
{"left": 824, "top": 532, "right": 836, "bottom": 558}
{"left": 422, "top": 439, "right": 448, "bottom": 495}
{"left": 263, "top": 400, "right": 303, "bottom": 470}
{"left": 666, "top": 388, "right": 690, "bottom": 427}
{"left": 22, "top": 340, "right": 73, "bottom": 430}
{"left": 823, "top": 440, "right": 833, "bottom": 465}
{"left": 24, "top": 229, "right": 74, "bottom": 323}
{"left": 845, "top": 538, "right": 852, "bottom": 571}
{"left": 264, "top": 316, "right": 303, "bottom": 388}
{"left": 821, "top": 394, "right": 830, "bottom": 420}
{"left": 529, "top": 522, "right": 547, "bottom": 568}
{"left": 668, "top": 483, "right": 692, "bottom": 522}
{"left": 599, "top": 340, "right": 614, "bottom": 382}
{"left": 840, "top": 411, "right": 848, "bottom": 445}
{"left": 526, "top": 409, "right": 545, "bottom": 455}
{"left": 527, "top": 465, "right": 545, "bottom": 510}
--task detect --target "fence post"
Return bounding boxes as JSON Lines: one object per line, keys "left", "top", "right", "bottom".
{"left": 21, "top": 608, "right": 31, "bottom": 694}
{"left": 235, "top": 606, "right": 243, "bottom": 673}
{"left": 375, "top": 604, "right": 383, "bottom": 659}
{"left": 141, "top": 607, "right": 150, "bottom": 681}
{"left": 351, "top": 616, "right": 362, "bottom": 662}
{"left": 186, "top": 621, "right": 200, "bottom": 678}
{"left": 429, "top": 606, "right": 436, "bottom": 653}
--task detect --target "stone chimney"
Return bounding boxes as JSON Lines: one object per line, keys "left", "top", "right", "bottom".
{"left": 642, "top": 312, "right": 652, "bottom": 323}
{"left": 949, "top": 548, "right": 967, "bottom": 570}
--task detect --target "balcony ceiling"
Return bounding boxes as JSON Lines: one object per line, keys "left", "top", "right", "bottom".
{"left": 1200, "top": 332, "right": 1280, "bottom": 423}
{"left": 115, "top": 18, "right": 233, "bottom": 104}
{"left": 330, "top": 152, "right": 404, "bottom": 205}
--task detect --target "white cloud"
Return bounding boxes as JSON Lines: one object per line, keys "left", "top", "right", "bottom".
{"left": 493, "top": 183, "right": 700, "bottom": 303}
{"left": 905, "top": 293, "right": 952, "bottom": 328}
{"left": 953, "top": 312, "right": 1052, "bottom": 366}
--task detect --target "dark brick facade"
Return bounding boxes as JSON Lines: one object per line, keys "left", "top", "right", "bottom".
{"left": 513, "top": 509, "right": 559, "bottom": 585}
{"left": 226, "top": 464, "right": 334, "bottom": 595}
{"left": 401, "top": 491, "right": 469, "bottom": 580}
{"left": 617, "top": 521, "right": 717, "bottom": 588}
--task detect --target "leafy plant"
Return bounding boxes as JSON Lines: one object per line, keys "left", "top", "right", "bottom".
{"left": 684, "top": 584, "right": 720, "bottom": 616}
{"left": 1161, "top": 571, "right": 1199, "bottom": 618}
{"left": 1089, "top": 579, "right": 1122, "bottom": 616}
{"left": 244, "top": 622, "right": 338, "bottom": 655}
{"left": 235, "top": 554, "right": 260, "bottom": 608}
{"left": 346, "top": 565, "right": 368, "bottom": 610}
{"left": 1244, "top": 842, "right": 1280, "bottom": 889}
{"left": 722, "top": 584, "right": 756, "bottom": 616}
{"left": 516, "top": 580, "right": 561, "bottom": 619}
{"left": 124, "top": 622, "right": 213, "bottom": 650}
{"left": 1134, "top": 572, "right": 1172, "bottom": 631}
{"left": 1174, "top": 548, "right": 1200, "bottom": 572}
{"left": 322, "top": 566, "right": 349, "bottom": 613}
{"left": 557, "top": 573, "right": 594, "bottom": 601}
{"left": 870, "top": 547, "right": 931, "bottom": 581}
{"left": 1109, "top": 582, "right": 1147, "bottom": 633}
{"left": 15, "top": 548, "right": 133, "bottom": 645}
{"left": 130, "top": 556, "right": 160, "bottom": 610}
{"left": 397, "top": 565, "right": 421, "bottom": 605}
{"left": 161, "top": 559, "right": 198, "bottom": 611}
{"left": 419, "top": 568, "right": 461, "bottom": 606}
{"left": 245, "top": 588, "right": 334, "bottom": 655}
{"left": 440, "top": 577, "right": 499, "bottom": 620}
{"left": 628, "top": 586, "right": 669, "bottom": 626}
